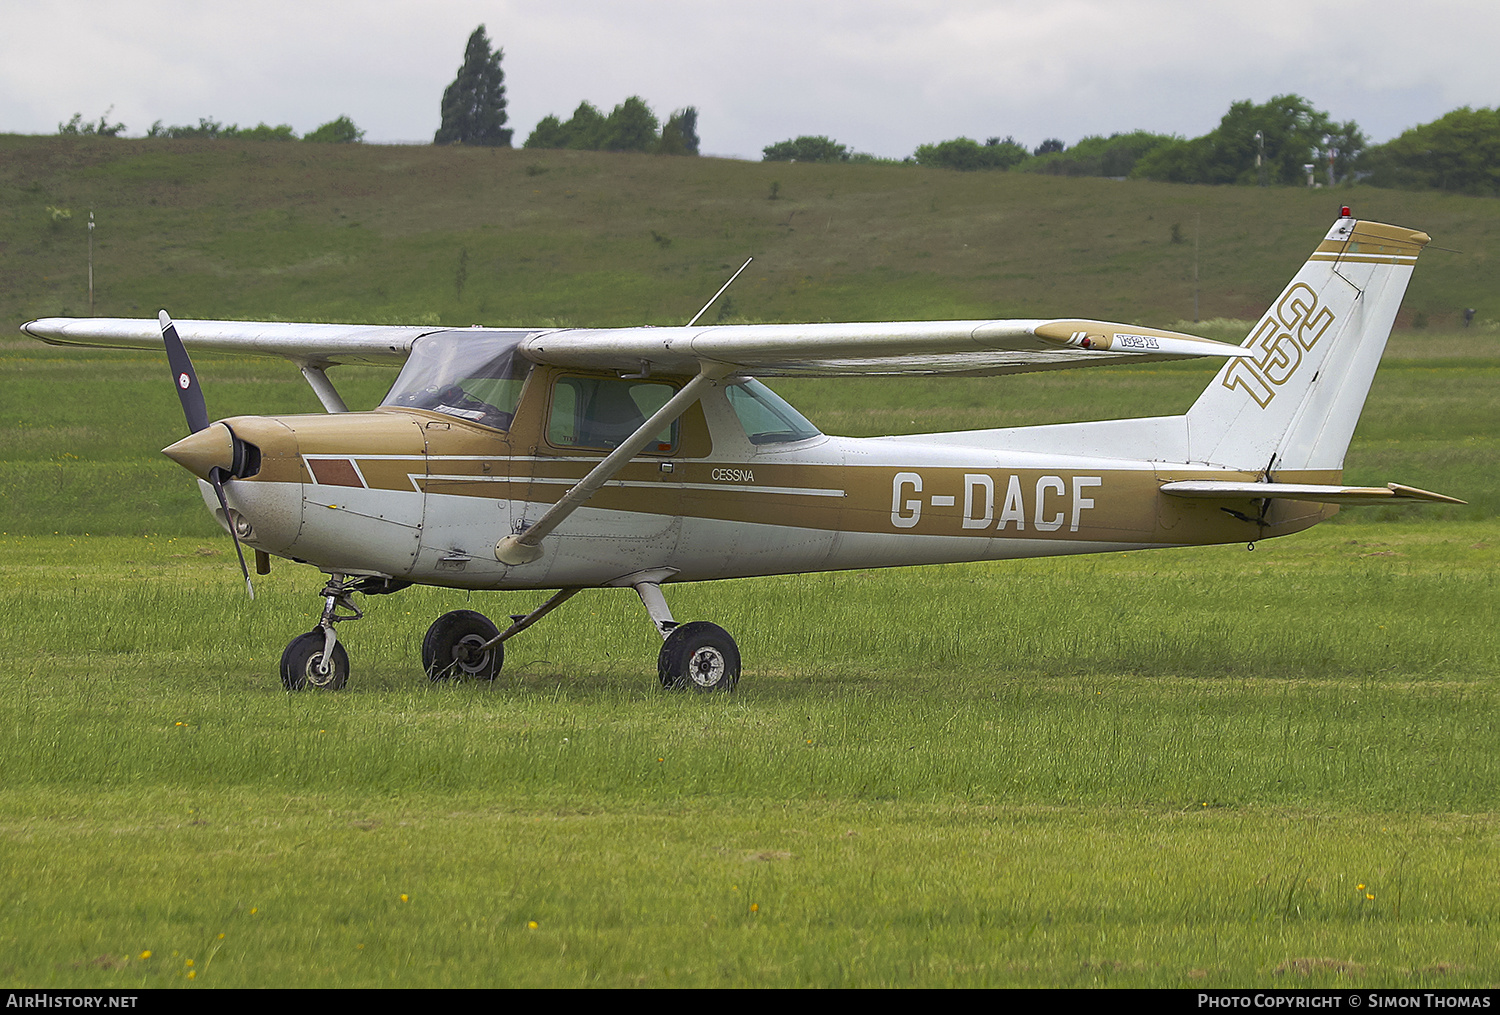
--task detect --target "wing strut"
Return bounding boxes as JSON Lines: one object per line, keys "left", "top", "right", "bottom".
{"left": 298, "top": 364, "right": 349, "bottom": 413}
{"left": 494, "top": 365, "right": 731, "bottom": 565}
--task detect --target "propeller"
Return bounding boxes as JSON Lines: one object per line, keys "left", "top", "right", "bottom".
{"left": 159, "top": 310, "right": 256, "bottom": 599}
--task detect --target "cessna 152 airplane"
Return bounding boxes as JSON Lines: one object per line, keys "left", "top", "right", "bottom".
{"left": 22, "top": 210, "right": 1459, "bottom": 693}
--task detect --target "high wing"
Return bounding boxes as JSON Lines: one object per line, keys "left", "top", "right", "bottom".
{"left": 22, "top": 316, "right": 1249, "bottom": 379}
{"left": 518, "top": 319, "right": 1250, "bottom": 377}
{"left": 20, "top": 317, "right": 464, "bottom": 367}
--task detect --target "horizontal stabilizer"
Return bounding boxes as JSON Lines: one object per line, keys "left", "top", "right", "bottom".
{"left": 1160, "top": 481, "right": 1465, "bottom": 505}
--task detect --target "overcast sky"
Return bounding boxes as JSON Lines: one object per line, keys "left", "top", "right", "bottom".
{"left": 3, "top": 1, "right": 1494, "bottom": 158}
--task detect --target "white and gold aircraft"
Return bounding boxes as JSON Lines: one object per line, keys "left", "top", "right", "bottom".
{"left": 22, "top": 211, "right": 1459, "bottom": 692}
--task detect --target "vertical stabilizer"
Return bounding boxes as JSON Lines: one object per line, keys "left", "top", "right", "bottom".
{"left": 1186, "top": 215, "right": 1428, "bottom": 472}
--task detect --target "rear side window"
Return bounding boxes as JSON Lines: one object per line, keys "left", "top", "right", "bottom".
{"left": 726, "top": 380, "right": 821, "bottom": 445}
{"left": 548, "top": 376, "right": 678, "bottom": 453}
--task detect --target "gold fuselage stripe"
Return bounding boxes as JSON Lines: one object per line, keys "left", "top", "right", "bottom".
{"left": 292, "top": 453, "right": 1335, "bottom": 546}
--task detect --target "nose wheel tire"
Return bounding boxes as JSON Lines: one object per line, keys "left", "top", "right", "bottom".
{"left": 658, "top": 621, "right": 740, "bottom": 693}
{"left": 280, "top": 630, "right": 350, "bottom": 691}
{"left": 423, "top": 610, "right": 503, "bottom": 682}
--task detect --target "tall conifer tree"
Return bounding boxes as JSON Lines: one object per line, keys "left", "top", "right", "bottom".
{"left": 434, "top": 25, "right": 512, "bottom": 146}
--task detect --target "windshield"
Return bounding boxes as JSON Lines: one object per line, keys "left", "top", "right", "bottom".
{"left": 381, "top": 331, "right": 534, "bottom": 431}
{"left": 726, "top": 379, "right": 821, "bottom": 445}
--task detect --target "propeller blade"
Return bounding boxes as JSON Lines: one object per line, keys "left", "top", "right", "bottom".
{"left": 208, "top": 467, "right": 256, "bottom": 600}
{"left": 159, "top": 313, "right": 254, "bottom": 599}
{"left": 159, "top": 310, "right": 209, "bottom": 434}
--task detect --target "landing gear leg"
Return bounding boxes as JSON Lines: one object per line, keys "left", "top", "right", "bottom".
{"left": 633, "top": 580, "right": 740, "bottom": 693}
{"left": 280, "top": 573, "right": 365, "bottom": 691}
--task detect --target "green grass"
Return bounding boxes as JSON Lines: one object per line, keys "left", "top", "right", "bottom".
{"left": 7, "top": 794, "right": 1498, "bottom": 988}
{"left": 2, "top": 528, "right": 1498, "bottom": 987}
{"left": 6, "top": 528, "right": 1499, "bottom": 797}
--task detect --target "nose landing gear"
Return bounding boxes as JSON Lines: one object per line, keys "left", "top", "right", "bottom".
{"left": 280, "top": 630, "right": 349, "bottom": 691}
{"left": 279, "top": 573, "right": 405, "bottom": 691}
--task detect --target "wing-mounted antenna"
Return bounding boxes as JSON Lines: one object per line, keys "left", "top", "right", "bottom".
{"left": 622, "top": 258, "right": 754, "bottom": 378}
{"left": 686, "top": 258, "right": 753, "bottom": 327}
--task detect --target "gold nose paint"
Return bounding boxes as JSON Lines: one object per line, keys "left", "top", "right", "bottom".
{"left": 162, "top": 422, "right": 235, "bottom": 480}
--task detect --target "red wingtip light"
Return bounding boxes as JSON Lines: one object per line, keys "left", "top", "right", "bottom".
{"left": 1340, "top": 206, "right": 1352, "bottom": 218}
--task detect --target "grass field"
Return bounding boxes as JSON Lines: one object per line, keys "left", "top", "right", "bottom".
{"left": 2, "top": 138, "right": 1497, "bottom": 987}
{"left": 2, "top": 523, "right": 1497, "bottom": 987}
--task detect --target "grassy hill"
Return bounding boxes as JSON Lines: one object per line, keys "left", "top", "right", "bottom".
{"left": 4, "top": 134, "right": 1498, "bottom": 330}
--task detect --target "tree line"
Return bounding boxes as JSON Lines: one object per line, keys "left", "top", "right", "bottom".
{"left": 55, "top": 25, "right": 1499, "bottom": 198}
{"left": 522, "top": 101, "right": 699, "bottom": 156}
{"left": 58, "top": 109, "right": 364, "bottom": 143}
{"left": 762, "top": 95, "right": 1500, "bottom": 197}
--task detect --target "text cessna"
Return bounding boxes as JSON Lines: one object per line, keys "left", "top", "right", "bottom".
{"left": 891, "top": 471, "right": 1101, "bottom": 532}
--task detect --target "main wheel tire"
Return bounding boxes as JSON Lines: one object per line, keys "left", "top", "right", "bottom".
{"left": 280, "top": 630, "right": 350, "bottom": 691}
{"left": 658, "top": 621, "right": 740, "bottom": 693}
{"left": 422, "top": 609, "right": 503, "bottom": 682}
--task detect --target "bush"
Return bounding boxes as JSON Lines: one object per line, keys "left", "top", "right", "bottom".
{"left": 236, "top": 123, "right": 298, "bottom": 141}
{"left": 1020, "top": 131, "right": 1175, "bottom": 178}
{"left": 1130, "top": 95, "right": 1361, "bottom": 186}
{"left": 762, "top": 136, "right": 848, "bottom": 163}
{"left": 525, "top": 98, "right": 695, "bottom": 155}
{"left": 913, "top": 136, "right": 1027, "bottom": 171}
{"left": 57, "top": 110, "right": 126, "bottom": 137}
{"left": 146, "top": 118, "right": 236, "bottom": 139}
{"left": 304, "top": 116, "right": 365, "bottom": 144}
{"left": 655, "top": 108, "right": 699, "bottom": 156}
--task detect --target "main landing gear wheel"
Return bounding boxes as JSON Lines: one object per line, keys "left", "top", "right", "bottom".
{"left": 280, "top": 630, "right": 350, "bottom": 691}
{"left": 423, "top": 609, "right": 503, "bottom": 682}
{"left": 658, "top": 621, "right": 740, "bottom": 693}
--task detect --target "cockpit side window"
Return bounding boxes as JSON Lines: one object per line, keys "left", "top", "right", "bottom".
{"left": 548, "top": 376, "right": 678, "bottom": 453}
{"left": 726, "top": 380, "right": 821, "bottom": 445}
